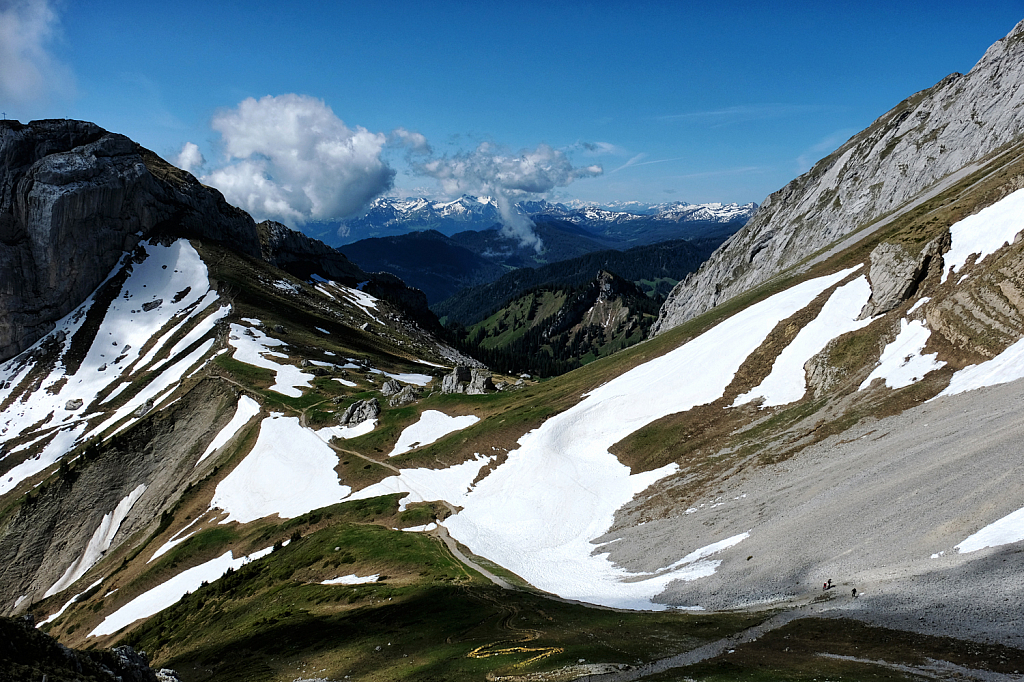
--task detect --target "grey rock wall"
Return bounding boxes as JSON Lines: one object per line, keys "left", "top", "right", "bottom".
{"left": 653, "top": 19, "right": 1024, "bottom": 335}
{"left": 0, "top": 119, "right": 261, "bottom": 362}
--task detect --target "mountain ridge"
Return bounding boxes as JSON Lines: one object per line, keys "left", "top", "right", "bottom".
{"left": 653, "top": 18, "right": 1024, "bottom": 335}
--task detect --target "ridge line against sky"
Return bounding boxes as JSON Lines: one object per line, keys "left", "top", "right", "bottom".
{"left": 2, "top": 0, "right": 1022, "bottom": 236}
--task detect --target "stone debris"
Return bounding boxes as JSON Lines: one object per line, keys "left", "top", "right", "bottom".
{"left": 441, "top": 367, "right": 495, "bottom": 394}
{"left": 388, "top": 385, "right": 419, "bottom": 407}
{"left": 339, "top": 398, "right": 380, "bottom": 426}
{"left": 380, "top": 379, "right": 402, "bottom": 397}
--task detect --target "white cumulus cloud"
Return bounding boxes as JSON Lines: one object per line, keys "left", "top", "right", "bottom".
{"left": 202, "top": 94, "right": 395, "bottom": 225}
{"left": 415, "top": 142, "right": 602, "bottom": 250}
{"left": 0, "top": 0, "right": 72, "bottom": 105}
{"left": 175, "top": 142, "right": 205, "bottom": 174}
{"left": 390, "top": 127, "right": 431, "bottom": 154}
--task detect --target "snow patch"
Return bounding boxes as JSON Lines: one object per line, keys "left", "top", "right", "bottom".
{"left": 383, "top": 372, "right": 433, "bottom": 387}
{"left": 89, "top": 545, "right": 277, "bottom": 637}
{"left": 860, "top": 319, "right": 945, "bottom": 390}
{"left": 40, "top": 578, "right": 103, "bottom": 627}
{"left": 388, "top": 410, "right": 479, "bottom": 457}
{"left": 734, "top": 275, "right": 870, "bottom": 408}
{"left": 210, "top": 415, "right": 350, "bottom": 524}
{"left": 936, "top": 336, "right": 1024, "bottom": 397}
{"left": 348, "top": 453, "right": 494, "bottom": 512}
{"left": 45, "top": 485, "right": 146, "bottom": 598}
{"left": 942, "top": 188, "right": 1024, "bottom": 282}
{"left": 322, "top": 574, "right": 379, "bottom": 585}
{"left": 956, "top": 507, "right": 1024, "bottom": 553}
{"left": 197, "top": 396, "right": 261, "bottom": 466}
{"left": 315, "top": 419, "right": 376, "bottom": 442}
{"left": 226, "top": 323, "right": 314, "bottom": 397}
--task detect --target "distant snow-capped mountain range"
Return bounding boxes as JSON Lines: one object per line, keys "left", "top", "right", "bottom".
{"left": 331, "top": 195, "right": 757, "bottom": 245}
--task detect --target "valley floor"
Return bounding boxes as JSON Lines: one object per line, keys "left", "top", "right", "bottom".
{"left": 601, "top": 376, "right": 1024, "bottom": 650}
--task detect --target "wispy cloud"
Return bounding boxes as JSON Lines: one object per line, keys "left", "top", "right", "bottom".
{"left": 657, "top": 103, "right": 841, "bottom": 128}
{"left": 608, "top": 154, "right": 706, "bottom": 174}
{"left": 796, "top": 128, "right": 856, "bottom": 173}
{"left": 576, "top": 141, "right": 628, "bottom": 156}
{"left": 668, "top": 166, "right": 765, "bottom": 180}
{"left": 413, "top": 142, "right": 603, "bottom": 251}
{"left": 0, "top": 0, "right": 74, "bottom": 106}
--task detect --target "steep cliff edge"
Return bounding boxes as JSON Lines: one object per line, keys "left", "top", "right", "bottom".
{"left": 0, "top": 120, "right": 438, "bottom": 363}
{"left": 653, "top": 19, "right": 1024, "bottom": 335}
{"left": 0, "top": 119, "right": 262, "bottom": 362}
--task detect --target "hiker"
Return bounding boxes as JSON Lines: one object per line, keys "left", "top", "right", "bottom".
{"left": 852, "top": 588, "right": 858, "bottom": 598}
{"left": 823, "top": 578, "right": 833, "bottom": 591}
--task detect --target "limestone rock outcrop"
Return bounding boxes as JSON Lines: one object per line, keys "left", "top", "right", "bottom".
{"left": 0, "top": 119, "right": 261, "bottom": 362}
{"left": 388, "top": 385, "right": 419, "bottom": 407}
{"left": 339, "top": 398, "right": 380, "bottom": 426}
{"left": 440, "top": 367, "right": 495, "bottom": 394}
{"left": 380, "top": 379, "right": 403, "bottom": 397}
{"left": 653, "top": 19, "right": 1024, "bottom": 335}
{"left": 859, "top": 236, "right": 945, "bottom": 318}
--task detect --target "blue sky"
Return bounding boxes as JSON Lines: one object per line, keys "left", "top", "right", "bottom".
{"left": 3, "top": 0, "right": 1022, "bottom": 227}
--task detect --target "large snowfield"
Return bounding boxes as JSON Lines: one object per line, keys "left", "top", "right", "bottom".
{"left": 0, "top": 240, "right": 222, "bottom": 494}
{"left": 443, "top": 267, "right": 861, "bottom": 609}
{"left": 210, "top": 414, "right": 352, "bottom": 524}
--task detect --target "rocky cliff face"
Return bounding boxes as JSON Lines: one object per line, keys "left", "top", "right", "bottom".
{"left": 652, "top": 19, "right": 1024, "bottom": 335}
{"left": 0, "top": 120, "right": 261, "bottom": 362}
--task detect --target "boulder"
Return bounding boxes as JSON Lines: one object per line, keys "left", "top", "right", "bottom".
{"left": 441, "top": 367, "right": 472, "bottom": 394}
{"left": 64, "top": 399, "right": 83, "bottom": 411}
{"left": 339, "top": 398, "right": 380, "bottom": 426}
{"left": 466, "top": 369, "right": 495, "bottom": 395}
{"left": 859, "top": 236, "right": 945, "bottom": 318}
{"left": 388, "top": 385, "right": 419, "bottom": 407}
{"left": 380, "top": 379, "right": 402, "bottom": 397}
{"left": 132, "top": 398, "right": 155, "bottom": 418}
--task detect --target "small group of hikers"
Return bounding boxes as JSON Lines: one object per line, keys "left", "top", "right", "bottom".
{"left": 822, "top": 578, "right": 858, "bottom": 597}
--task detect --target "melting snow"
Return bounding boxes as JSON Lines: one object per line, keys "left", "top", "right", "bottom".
{"left": 401, "top": 523, "right": 437, "bottom": 532}
{"left": 226, "top": 323, "right": 314, "bottom": 397}
{"left": 196, "top": 396, "right": 261, "bottom": 466}
{"left": 89, "top": 545, "right": 277, "bottom": 637}
{"left": 322, "top": 574, "right": 379, "bottom": 585}
{"left": 332, "top": 378, "right": 357, "bottom": 387}
{"left": 39, "top": 578, "right": 103, "bottom": 627}
{"left": 1, "top": 424, "right": 87, "bottom": 497}
{"left": 383, "top": 372, "right": 433, "bottom": 386}
{"left": 942, "top": 187, "right": 1024, "bottom": 282}
{"left": 936, "top": 336, "right": 1024, "bottom": 397}
{"left": 735, "top": 275, "right": 870, "bottom": 408}
{"left": 210, "top": 415, "right": 351, "bottom": 524}
{"left": 388, "top": 410, "right": 479, "bottom": 457}
{"left": 315, "top": 419, "right": 376, "bottom": 441}
{"left": 443, "top": 266, "right": 859, "bottom": 610}
{"left": 907, "top": 297, "right": 930, "bottom": 315}
{"left": 87, "top": 339, "right": 215, "bottom": 440}
{"left": 347, "top": 453, "right": 494, "bottom": 512}
{"left": 0, "top": 240, "right": 215, "bottom": 454}
{"left": 955, "top": 507, "right": 1024, "bottom": 553}
{"left": 148, "top": 304, "right": 231, "bottom": 373}
{"left": 860, "top": 319, "right": 945, "bottom": 390}
{"left": 45, "top": 485, "right": 146, "bottom": 598}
